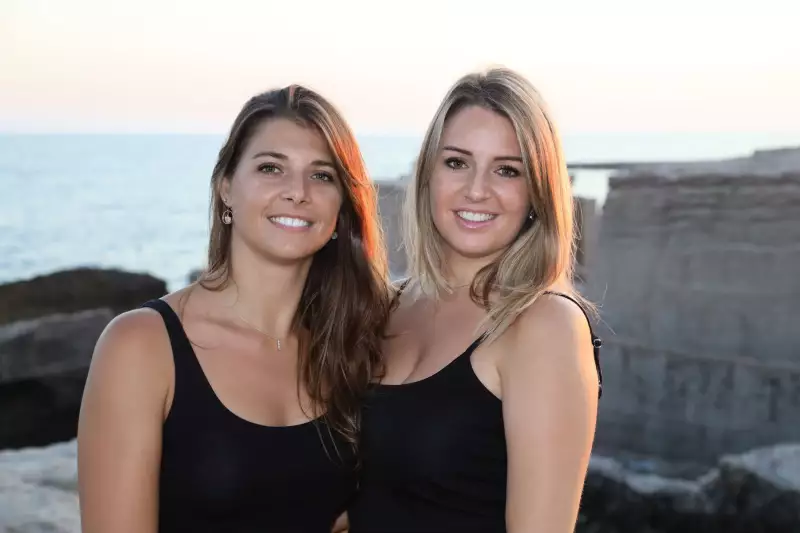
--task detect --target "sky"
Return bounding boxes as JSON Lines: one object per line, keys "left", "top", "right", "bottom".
{"left": 2, "top": 0, "right": 799, "bottom": 135}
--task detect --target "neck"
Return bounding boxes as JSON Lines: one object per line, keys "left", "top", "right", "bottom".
{"left": 441, "top": 247, "right": 498, "bottom": 290}
{"left": 222, "top": 240, "right": 312, "bottom": 339}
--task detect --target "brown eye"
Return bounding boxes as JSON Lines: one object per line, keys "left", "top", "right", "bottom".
{"left": 257, "top": 163, "right": 281, "bottom": 174}
{"left": 311, "top": 172, "right": 334, "bottom": 182}
{"left": 445, "top": 157, "right": 467, "bottom": 170}
{"left": 497, "top": 165, "right": 520, "bottom": 178}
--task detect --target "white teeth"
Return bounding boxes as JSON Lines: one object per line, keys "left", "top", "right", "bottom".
{"left": 456, "top": 211, "right": 496, "bottom": 222}
{"left": 270, "top": 216, "right": 311, "bottom": 227}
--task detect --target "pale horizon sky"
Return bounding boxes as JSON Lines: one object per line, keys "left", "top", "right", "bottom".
{"left": 2, "top": 0, "right": 799, "bottom": 136}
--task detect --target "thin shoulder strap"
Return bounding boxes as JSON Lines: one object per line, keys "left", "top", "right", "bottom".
{"left": 141, "top": 298, "right": 209, "bottom": 399}
{"left": 543, "top": 291, "right": 603, "bottom": 398}
{"left": 141, "top": 299, "right": 193, "bottom": 353}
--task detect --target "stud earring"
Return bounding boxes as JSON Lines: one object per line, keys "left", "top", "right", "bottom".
{"left": 222, "top": 207, "right": 233, "bottom": 224}
{"left": 331, "top": 231, "right": 338, "bottom": 240}
{"left": 528, "top": 210, "right": 535, "bottom": 220}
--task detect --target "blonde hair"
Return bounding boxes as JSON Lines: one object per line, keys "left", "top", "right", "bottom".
{"left": 404, "top": 67, "right": 588, "bottom": 341}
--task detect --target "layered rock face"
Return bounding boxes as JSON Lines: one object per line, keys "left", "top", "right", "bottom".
{"left": 587, "top": 171, "right": 800, "bottom": 462}
{"left": 376, "top": 180, "right": 408, "bottom": 280}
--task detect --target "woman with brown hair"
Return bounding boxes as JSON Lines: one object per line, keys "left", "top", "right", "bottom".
{"left": 78, "top": 85, "right": 390, "bottom": 533}
{"left": 349, "top": 68, "right": 603, "bottom": 533}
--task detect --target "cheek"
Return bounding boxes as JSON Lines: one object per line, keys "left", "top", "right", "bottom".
{"left": 428, "top": 172, "right": 459, "bottom": 212}
{"left": 497, "top": 180, "right": 530, "bottom": 216}
{"left": 318, "top": 187, "right": 344, "bottom": 223}
{"left": 232, "top": 173, "right": 269, "bottom": 203}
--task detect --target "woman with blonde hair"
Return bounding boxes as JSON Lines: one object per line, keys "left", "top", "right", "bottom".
{"left": 78, "top": 85, "right": 390, "bottom": 533}
{"left": 349, "top": 68, "right": 603, "bottom": 533}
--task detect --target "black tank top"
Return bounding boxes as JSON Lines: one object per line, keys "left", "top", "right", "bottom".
{"left": 142, "top": 299, "right": 357, "bottom": 533}
{"left": 348, "top": 289, "right": 602, "bottom": 533}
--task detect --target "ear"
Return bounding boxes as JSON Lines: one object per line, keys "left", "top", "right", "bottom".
{"left": 219, "top": 176, "right": 232, "bottom": 206}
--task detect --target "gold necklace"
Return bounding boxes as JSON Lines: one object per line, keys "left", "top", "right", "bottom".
{"left": 233, "top": 308, "right": 284, "bottom": 351}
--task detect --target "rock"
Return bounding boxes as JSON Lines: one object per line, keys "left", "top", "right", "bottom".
{"left": 574, "top": 196, "right": 598, "bottom": 282}
{"left": 569, "top": 146, "right": 800, "bottom": 178}
{"left": 0, "top": 309, "right": 113, "bottom": 382}
{"left": 587, "top": 171, "right": 800, "bottom": 462}
{"left": 0, "top": 309, "right": 114, "bottom": 450}
{"left": 0, "top": 440, "right": 80, "bottom": 533}
{"left": 581, "top": 455, "right": 716, "bottom": 532}
{"left": 0, "top": 267, "right": 167, "bottom": 326}
{"left": 706, "top": 444, "right": 800, "bottom": 529}
{"left": 187, "top": 268, "right": 203, "bottom": 284}
{"left": 579, "top": 443, "right": 800, "bottom": 532}
{"left": 375, "top": 180, "right": 407, "bottom": 280}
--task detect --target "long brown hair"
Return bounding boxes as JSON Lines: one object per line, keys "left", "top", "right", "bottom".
{"left": 405, "top": 67, "right": 591, "bottom": 341}
{"left": 201, "top": 85, "right": 390, "bottom": 448}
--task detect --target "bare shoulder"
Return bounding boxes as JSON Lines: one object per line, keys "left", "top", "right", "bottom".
{"left": 96, "top": 307, "right": 169, "bottom": 357}
{"left": 95, "top": 284, "right": 195, "bottom": 361}
{"left": 499, "top": 292, "right": 595, "bottom": 382}
{"left": 87, "top": 305, "right": 173, "bottom": 398}
{"left": 509, "top": 292, "right": 590, "bottom": 346}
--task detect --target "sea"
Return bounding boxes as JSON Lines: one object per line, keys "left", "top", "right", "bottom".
{"left": 2, "top": 132, "right": 799, "bottom": 291}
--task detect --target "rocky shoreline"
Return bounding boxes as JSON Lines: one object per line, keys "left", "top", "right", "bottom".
{"left": 1, "top": 438, "right": 797, "bottom": 532}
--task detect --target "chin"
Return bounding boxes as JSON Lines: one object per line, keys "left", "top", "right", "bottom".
{"left": 441, "top": 237, "right": 507, "bottom": 261}
{"left": 260, "top": 244, "right": 327, "bottom": 265}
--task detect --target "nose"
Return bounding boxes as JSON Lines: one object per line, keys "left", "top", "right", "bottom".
{"left": 464, "top": 168, "right": 491, "bottom": 202}
{"left": 282, "top": 172, "right": 310, "bottom": 204}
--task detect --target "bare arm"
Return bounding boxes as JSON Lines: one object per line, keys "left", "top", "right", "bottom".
{"left": 77, "top": 309, "right": 172, "bottom": 533}
{"left": 500, "top": 295, "right": 600, "bottom": 533}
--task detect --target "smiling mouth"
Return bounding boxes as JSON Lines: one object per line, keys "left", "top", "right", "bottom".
{"left": 455, "top": 210, "right": 497, "bottom": 222}
{"left": 268, "top": 216, "right": 312, "bottom": 228}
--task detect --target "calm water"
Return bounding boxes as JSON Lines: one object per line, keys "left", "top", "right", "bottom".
{"left": 2, "top": 132, "right": 799, "bottom": 290}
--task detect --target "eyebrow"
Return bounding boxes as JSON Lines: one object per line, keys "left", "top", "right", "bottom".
{"left": 441, "top": 145, "right": 523, "bottom": 163}
{"left": 251, "top": 151, "right": 336, "bottom": 169}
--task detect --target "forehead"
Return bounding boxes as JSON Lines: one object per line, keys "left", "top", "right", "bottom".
{"left": 243, "top": 117, "right": 332, "bottom": 159}
{"left": 440, "top": 105, "right": 520, "bottom": 155}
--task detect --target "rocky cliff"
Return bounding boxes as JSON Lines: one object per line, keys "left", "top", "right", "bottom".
{"left": 587, "top": 170, "right": 800, "bottom": 462}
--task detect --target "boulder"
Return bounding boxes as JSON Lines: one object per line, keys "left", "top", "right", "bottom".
{"left": 187, "top": 268, "right": 203, "bottom": 284}
{"left": 0, "top": 309, "right": 114, "bottom": 450}
{"left": 0, "top": 267, "right": 166, "bottom": 326}
{"left": 579, "top": 443, "right": 800, "bottom": 532}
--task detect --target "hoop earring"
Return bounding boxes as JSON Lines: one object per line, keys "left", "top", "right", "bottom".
{"left": 222, "top": 207, "right": 233, "bottom": 225}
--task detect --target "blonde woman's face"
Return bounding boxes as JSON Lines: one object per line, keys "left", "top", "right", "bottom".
{"left": 428, "top": 105, "right": 531, "bottom": 262}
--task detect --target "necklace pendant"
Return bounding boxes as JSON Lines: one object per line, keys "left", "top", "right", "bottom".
{"left": 276, "top": 339, "right": 281, "bottom": 351}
